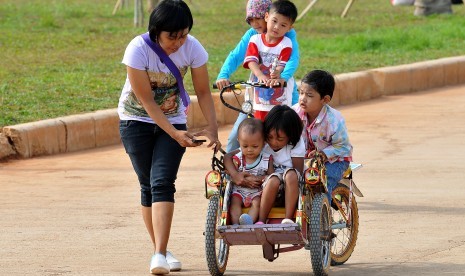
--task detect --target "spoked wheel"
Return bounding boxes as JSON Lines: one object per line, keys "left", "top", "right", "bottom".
{"left": 205, "top": 195, "right": 229, "bottom": 276}
{"left": 308, "top": 193, "right": 331, "bottom": 276}
{"left": 330, "top": 184, "right": 359, "bottom": 266}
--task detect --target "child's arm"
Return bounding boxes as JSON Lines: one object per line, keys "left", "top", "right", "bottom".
{"left": 216, "top": 28, "right": 256, "bottom": 87}
{"left": 248, "top": 61, "right": 269, "bottom": 83}
{"left": 291, "top": 157, "right": 304, "bottom": 175}
{"left": 243, "top": 35, "right": 269, "bottom": 83}
{"left": 281, "top": 29, "right": 299, "bottom": 82}
{"left": 266, "top": 155, "right": 275, "bottom": 175}
{"left": 291, "top": 137, "right": 306, "bottom": 174}
{"left": 282, "top": 29, "right": 299, "bottom": 105}
{"left": 224, "top": 150, "right": 263, "bottom": 188}
{"left": 270, "top": 65, "right": 284, "bottom": 80}
{"left": 322, "top": 118, "right": 353, "bottom": 162}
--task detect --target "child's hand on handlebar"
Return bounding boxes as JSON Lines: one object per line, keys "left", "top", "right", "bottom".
{"left": 215, "top": 79, "right": 231, "bottom": 91}
{"left": 270, "top": 69, "right": 281, "bottom": 80}
{"left": 255, "top": 74, "right": 269, "bottom": 85}
{"left": 265, "top": 78, "right": 285, "bottom": 88}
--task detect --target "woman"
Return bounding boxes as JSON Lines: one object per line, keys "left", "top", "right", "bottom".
{"left": 118, "top": 0, "right": 220, "bottom": 274}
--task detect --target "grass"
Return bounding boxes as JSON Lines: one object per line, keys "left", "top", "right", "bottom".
{"left": 0, "top": 0, "right": 464, "bottom": 127}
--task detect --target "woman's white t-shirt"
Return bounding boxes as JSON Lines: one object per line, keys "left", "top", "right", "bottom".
{"left": 118, "top": 34, "right": 208, "bottom": 125}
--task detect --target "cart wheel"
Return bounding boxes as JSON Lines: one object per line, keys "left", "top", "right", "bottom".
{"left": 205, "top": 195, "right": 229, "bottom": 276}
{"left": 308, "top": 193, "right": 331, "bottom": 276}
{"left": 330, "top": 184, "right": 359, "bottom": 266}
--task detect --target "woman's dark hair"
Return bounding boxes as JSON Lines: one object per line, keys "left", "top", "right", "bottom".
{"left": 264, "top": 105, "right": 303, "bottom": 148}
{"left": 301, "top": 69, "right": 335, "bottom": 99}
{"left": 148, "top": 0, "right": 193, "bottom": 41}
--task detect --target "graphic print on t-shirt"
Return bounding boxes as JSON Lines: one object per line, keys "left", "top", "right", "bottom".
{"left": 122, "top": 68, "right": 188, "bottom": 117}
{"left": 252, "top": 63, "right": 286, "bottom": 106}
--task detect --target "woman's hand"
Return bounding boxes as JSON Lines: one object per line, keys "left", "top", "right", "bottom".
{"left": 192, "top": 128, "right": 221, "bottom": 151}
{"left": 171, "top": 129, "right": 205, "bottom": 148}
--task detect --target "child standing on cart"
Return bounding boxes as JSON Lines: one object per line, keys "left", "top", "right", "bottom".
{"left": 229, "top": 118, "right": 274, "bottom": 225}
{"left": 292, "top": 70, "right": 353, "bottom": 203}
{"left": 243, "top": 0, "right": 298, "bottom": 121}
{"left": 216, "top": 0, "right": 300, "bottom": 153}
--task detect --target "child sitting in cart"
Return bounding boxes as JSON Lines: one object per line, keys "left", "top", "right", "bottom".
{"left": 292, "top": 69, "right": 353, "bottom": 203}
{"left": 226, "top": 105, "right": 305, "bottom": 225}
{"left": 229, "top": 118, "right": 274, "bottom": 225}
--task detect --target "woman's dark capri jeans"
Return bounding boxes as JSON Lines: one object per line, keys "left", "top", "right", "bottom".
{"left": 120, "top": 120, "right": 186, "bottom": 206}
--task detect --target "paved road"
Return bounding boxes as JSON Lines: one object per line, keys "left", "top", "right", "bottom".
{"left": 1, "top": 85, "right": 465, "bottom": 276}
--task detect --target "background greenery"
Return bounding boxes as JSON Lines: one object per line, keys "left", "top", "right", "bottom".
{"left": 1, "top": 0, "right": 464, "bottom": 127}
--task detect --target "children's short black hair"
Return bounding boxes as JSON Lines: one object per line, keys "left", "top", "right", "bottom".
{"left": 148, "top": 0, "right": 193, "bottom": 41}
{"left": 264, "top": 105, "right": 303, "bottom": 148}
{"left": 270, "top": 0, "right": 298, "bottom": 23}
{"left": 238, "top": 118, "right": 264, "bottom": 137}
{"left": 301, "top": 69, "right": 336, "bottom": 99}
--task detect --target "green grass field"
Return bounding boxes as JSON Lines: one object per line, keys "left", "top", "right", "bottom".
{"left": 1, "top": 0, "right": 464, "bottom": 127}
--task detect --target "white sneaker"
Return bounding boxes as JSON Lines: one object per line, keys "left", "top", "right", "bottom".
{"left": 150, "top": 253, "right": 170, "bottom": 274}
{"left": 281, "top": 218, "right": 294, "bottom": 224}
{"left": 166, "top": 251, "right": 182, "bottom": 271}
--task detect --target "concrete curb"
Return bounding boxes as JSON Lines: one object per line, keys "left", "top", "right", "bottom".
{"left": 1, "top": 55, "right": 465, "bottom": 160}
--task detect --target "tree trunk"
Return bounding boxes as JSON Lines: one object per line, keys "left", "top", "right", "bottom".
{"left": 134, "top": 0, "right": 144, "bottom": 27}
{"left": 147, "top": 0, "right": 159, "bottom": 13}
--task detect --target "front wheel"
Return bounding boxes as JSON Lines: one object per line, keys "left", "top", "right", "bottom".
{"left": 205, "top": 195, "right": 229, "bottom": 276}
{"left": 308, "top": 193, "right": 331, "bottom": 276}
{"left": 330, "top": 184, "right": 359, "bottom": 266}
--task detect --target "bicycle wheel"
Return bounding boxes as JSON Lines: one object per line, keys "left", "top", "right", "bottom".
{"left": 205, "top": 195, "right": 229, "bottom": 276}
{"left": 330, "top": 184, "right": 359, "bottom": 266}
{"left": 308, "top": 193, "right": 331, "bottom": 276}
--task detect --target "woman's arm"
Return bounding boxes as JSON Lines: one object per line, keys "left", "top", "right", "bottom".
{"left": 191, "top": 64, "right": 220, "bottom": 149}
{"left": 127, "top": 66, "right": 196, "bottom": 147}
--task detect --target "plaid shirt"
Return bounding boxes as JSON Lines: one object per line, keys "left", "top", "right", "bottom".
{"left": 293, "top": 104, "right": 353, "bottom": 163}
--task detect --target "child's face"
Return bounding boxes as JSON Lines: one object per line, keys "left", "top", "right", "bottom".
{"left": 298, "top": 83, "right": 329, "bottom": 118}
{"left": 266, "top": 128, "right": 289, "bottom": 152}
{"left": 238, "top": 130, "right": 265, "bottom": 161}
{"left": 248, "top": 17, "right": 267, "bottom": 34}
{"left": 264, "top": 11, "right": 293, "bottom": 40}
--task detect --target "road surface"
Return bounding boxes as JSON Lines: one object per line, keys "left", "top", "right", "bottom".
{"left": 1, "top": 85, "right": 465, "bottom": 275}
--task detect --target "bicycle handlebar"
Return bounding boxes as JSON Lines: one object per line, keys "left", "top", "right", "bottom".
{"left": 214, "top": 81, "right": 287, "bottom": 116}
{"left": 212, "top": 81, "right": 287, "bottom": 90}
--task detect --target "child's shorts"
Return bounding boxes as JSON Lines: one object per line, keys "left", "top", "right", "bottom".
{"left": 231, "top": 187, "right": 262, "bottom": 208}
{"left": 262, "top": 168, "right": 301, "bottom": 192}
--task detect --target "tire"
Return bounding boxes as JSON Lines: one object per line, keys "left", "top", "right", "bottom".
{"left": 205, "top": 195, "right": 229, "bottom": 276}
{"left": 330, "top": 184, "right": 359, "bottom": 266}
{"left": 308, "top": 193, "right": 331, "bottom": 276}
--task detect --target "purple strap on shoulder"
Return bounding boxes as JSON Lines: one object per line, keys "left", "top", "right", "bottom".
{"left": 141, "top": 32, "right": 190, "bottom": 108}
